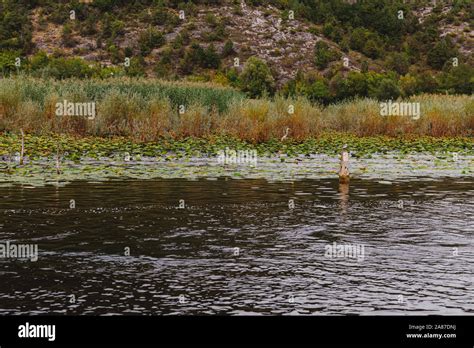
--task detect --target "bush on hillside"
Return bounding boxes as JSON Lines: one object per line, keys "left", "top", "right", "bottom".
{"left": 240, "top": 56, "right": 275, "bottom": 98}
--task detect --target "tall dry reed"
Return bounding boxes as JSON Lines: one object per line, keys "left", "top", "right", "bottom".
{"left": 1, "top": 77, "right": 472, "bottom": 142}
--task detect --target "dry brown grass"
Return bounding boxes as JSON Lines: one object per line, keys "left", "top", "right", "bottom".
{"left": 1, "top": 78, "right": 472, "bottom": 142}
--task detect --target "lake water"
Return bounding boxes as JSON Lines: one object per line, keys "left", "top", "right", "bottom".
{"left": 0, "top": 178, "right": 473, "bottom": 315}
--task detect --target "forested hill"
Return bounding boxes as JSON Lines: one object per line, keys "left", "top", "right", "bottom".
{"left": 1, "top": 0, "right": 473, "bottom": 101}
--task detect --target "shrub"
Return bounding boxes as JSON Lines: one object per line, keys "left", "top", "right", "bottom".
{"left": 350, "top": 28, "right": 383, "bottom": 58}
{"left": 363, "top": 39, "right": 381, "bottom": 59}
{"left": 152, "top": 7, "right": 169, "bottom": 25}
{"left": 415, "top": 71, "right": 440, "bottom": 94}
{"left": 139, "top": 28, "right": 165, "bottom": 56}
{"left": 0, "top": 2, "right": 31, "bottom": 52}
{"left": 205, "top": 13, "right": 218, "bottom": 27}
{"left": 80, "top": 16, "right": 98, "bottom": 36}
{"left": 61, "top": 24, "right": 77, "bottom": 48}
{"left": 349, "top": 28, "right": 367, "bottom": 51}
{"left": 439, "top": 64, "right": 474, "bottom": 94}
{"left": 0, "top": 77, "right": 472, "bottom": 139}
{"left": 314, "top": 41, "right": 340, "bottom": 69}
{"left": 372, "top": 78, "right": 401, "bottom": 100}
{"left": 427, "top": 38, "right": 457, "bottom": 70}
{"left": 30, "top": 51, "right": 49, "bottom": 71}
{"left": 108, "top": 44, "right": 123, "bottom": 64}
{"left": 47, "top": 57, "right": 94, "bottom": 79}
{"left": 322, "top": 22, "right": 334, "bottom": 38}
{"left": 240, "top": 56, "right": 275, "bottom": 98}
{"left": 399, "top": 74, "right": 418, "bottom": 97}
{"left": 125, "top": 57, "right": 146, "bottom": 77}
{"left": 124, "top": 47, "right": 133, "bottom": 58}
{"left": 386, "top": 52, "right": 410, "bottom": 75}
{"left": 0, "top": 51, "right": 20, "bottom": 75}
{"left": 221, "top": 40, "right": 234, "bottom": 58}
{"left": 226, "top": 67, "right": 240, "bottom": 88}
{"left": 361, "top": 60, "right": 369, "bottom": 73}
{"left": 180, "top": 43, "right": 221, "bottom": 73}
{"left": 346, "top": 71, "right": 369, "bottom": 98}
{"left": 110, "top": 19, "right": 125, "bottom": 38}
{"left": 201, "top": 44, "right": 220, "bottom": 69}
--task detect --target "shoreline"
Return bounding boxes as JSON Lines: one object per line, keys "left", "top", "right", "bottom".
{"left": 1, "top": 134, "right": 473, "bottom": 186}
{"left": 2, "top": 133, "right": 473, "bottom": 157}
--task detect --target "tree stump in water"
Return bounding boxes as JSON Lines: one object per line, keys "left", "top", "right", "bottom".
{"left": 56, "top": 143, "right": 61, "bottom": 175}
{"left": 339, "top": 146, "right": 350, "bottom": 184}
{"left": 20, "top": 129, "right": 25, "bottom": 165}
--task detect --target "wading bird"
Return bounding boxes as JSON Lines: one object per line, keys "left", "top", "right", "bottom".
{"left": 13, "top": 152, "right": 21, "bottom": 163}
{"left": 281, "top": 127, "right": 290, "bottom": 142}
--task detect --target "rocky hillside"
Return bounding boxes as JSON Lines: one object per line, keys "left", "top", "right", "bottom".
{"left": 1, "top": 0, "right": 473, "bottom": 101}
{"left": 18, "top": 0, "right": 471, "bottom": 82}
{"left": 29, "top": 1, "right": 362, "bottom": 84}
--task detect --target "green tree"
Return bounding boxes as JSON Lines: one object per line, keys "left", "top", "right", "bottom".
{"left": 440, "top": 64, "right": 474, "bottom": 94}
{"left": 363, "top": 39, "right": 380, "bottom": 59}
{"left": 346, "top": 71, "right": 368, "bottom": 98}
{"left": 306, "top": 79, "right": 331, "bottom": 104}
{"left": 152, "top": 6, "right": 170, "bottom": 25}
{"left": 349, "top": 28, "right": 367, "bottom": 51}
{"left": 125, "top": 56, "right": 146, "bottom": 77}
{"left": 0, "top": 51, "right": 19, "bottom": 75}
{"left": 226, "top": 67, "right": 240, "bottom": 88}
{"left": 199, "top": 44, "right": 220, "bottom": 69}
{"left": 314, "top": 41, "right": 339, "bottom": 69}
{"left": 322, "top": 22, "right": 334, "bottom": 38}
{"left": 0, "top": 2, "right": 33, "bottom": 53}
{"left": 286, "top": 72, "right": 331, "bottom": 104}
{"left": 139, "top": 28, "right": 165, "bottom": 56}
{"left": 399, "top": 74, "right": 418, "bottom": 97}
{"left": 108, "top": 44, "right": 123, "bottom": 64}
{"left": 179, "top": 43, "right": 221, "bottom": 73}
{"left": 221, "top": 40, "right": 234, "bottom": 58}
{"left": 329, "top": 73, "right": 350, "bottom": 101}
{"left": 110, "top": 19, "right": 125, "bottom": 39}
{"left": 427, "top": 39, "right": 457, "bottom": 70}
{"left": 30, "top": 50, "right": 49, "bottom": 71}
{"left": 61, "top": 24, "right": 76, "bottom": 48}
{"left": 240, "top": 56, "right": 275, "bottom": 98}
{"left": 373, "top": 78, "right": 401, "bottom": 100}
{"left": 48, "top": 57, "right": 94, "bottom": 79}
{"left": 415, "top": 71, "right": 439, "bottom": 93}
{"left": 386, "top": 52, "right": 410, "bottom": 75}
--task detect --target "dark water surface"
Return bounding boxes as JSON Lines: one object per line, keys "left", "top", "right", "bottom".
{"left": 0, "top": 178, "right": 473, "bottom": 315}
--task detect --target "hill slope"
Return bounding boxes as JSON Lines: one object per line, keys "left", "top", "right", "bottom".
{"left": 1, "top": 0, "right": 473, "bottom": 99}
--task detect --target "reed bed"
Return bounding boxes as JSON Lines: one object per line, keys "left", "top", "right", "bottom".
{"left": 1, "top": 77, "right": 473, "bottom": 142}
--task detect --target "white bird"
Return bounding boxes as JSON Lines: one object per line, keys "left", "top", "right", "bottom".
{"left": 281, "top": 127, "right": 290, "bottom": 142}
{"left": 13, "top": 152, "right": 21, "bottom": 163}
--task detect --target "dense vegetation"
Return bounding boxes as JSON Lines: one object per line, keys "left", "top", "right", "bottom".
{"left": 1, "top": 0, "right": 473, "bottom": 103}
{"left": 1, "top": 78, "right": 472, "bottom": 142}
{"left": 2, "top": 133, "right": 473, "bottom": 163}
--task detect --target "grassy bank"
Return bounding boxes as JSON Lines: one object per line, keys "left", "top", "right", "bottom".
{"left": 1, "top": 77, "right": 473, "bottom": 142}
